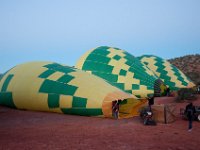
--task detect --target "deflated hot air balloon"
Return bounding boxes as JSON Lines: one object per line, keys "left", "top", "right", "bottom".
{"left": 0, "top": 61, "right": 145, "bottom": 118}
{"left": 76, "top": 46, "right": 164, "bottom": 98}
{"left": 137, "top": 55, "right": 195, "bottom": 90}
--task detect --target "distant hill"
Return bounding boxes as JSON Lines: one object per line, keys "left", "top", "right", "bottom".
{"left": 168, "top": 54, "right": 200, "bottom": 85}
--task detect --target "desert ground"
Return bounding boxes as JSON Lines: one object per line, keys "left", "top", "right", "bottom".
{"left": 0, "top": 95, "right": 200, "bottom": 150}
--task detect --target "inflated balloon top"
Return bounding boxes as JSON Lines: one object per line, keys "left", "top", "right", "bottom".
{"left": 137, "top": 55, "right": 195, "bottom": 90}
{"left": 76, "top": 46, "right": 160, "bottom": 98}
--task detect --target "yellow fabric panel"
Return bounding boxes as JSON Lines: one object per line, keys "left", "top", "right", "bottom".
{"left": 163, "top": 62, "right": 183, "bottom": 87}
{"left": 86, "top": 71, "right": 92, "bottom": 74}
{"left": 154, "top": 71, "right": 160, "bottom": 77}
{"left": 179, "top": 71, "right": 189, "bottom": 82}
{"left": 126, "top": 71, "right": 134, "bottom": 79}
{"left": 124, "top": 72, "right": 139, "bottom": 90}
{"left": 110, "top": 91, "right": 137, "bottom": 100}
{"left": 141, "top": 57, "right": 160, "bottom": 76}
{"left": 0, "top": 62, "right": 36, "bottom": 90}
{"left": 132, "top": 90, "right": 148, "bottom": 98}
{"left": 27, "top": 89, "right": 49, "bottom": 112}
{"left": 169, "top": 75, "right": 183, "bottom": 87}
{"left": 102, "top": 97, "right": 113, "bottom": 117}
{"left": 47, "top": 72, "right": 65, "bottom": 81}
{"left": 75, "top": 49, "right": 94, "bottom": 69}
{"left": 140, "top": 57, "right": 154, "bottom": 65}
{"left": 140, "top": 60, "right": 155, "bottom": 76}
{"left": 132, "top": 78, "right": 140, "bottom": 84}
{"left": 86, "top": 99, "right": 101, "bottom": 109}
{"left": 132, "top": 85, "right": 153, "bottom": 98}
{"left": 8, "top": 62, "right": 51, "bottom": 75}
{"left": 119, "top": 98, "right": 147, "bottom": 118}
{"left": 143, "top": 66, "right": 155, "bottom": 76}
{"left": 124, "top": 83, "right": 132, "bottom": 91}
{"left": 68, "top": 71, "right": 117, "bottom": 108}
{"left": 119, "top": 58, "right": 130, "bottom": 70}
{"left": 187, "top": 82, "right": 195, "bottom": 88}
{"left": 59, "top": 95, "right": 73, "bottom": 108}
{"left": 145, "top": 58, "right": 157, "bottom": 70}
{"left": 7, "top": 62, "right": 51, "bottom": 111}
{"left": 111, "top": 66, "right": 121, "bottom": 75}
{"left": 108, "top": 58, "right": 130, "bottom": 75}
{"left": 139, "top": 85, "right": 150, "bottom": 91}
{"left": 141, "top": 57, "right": 151, "bottom": 62}
{"left": 108, "top": 59, "right": 121, "bottom": 74}
{"left": 107, "top": 48, "right": 126, "bottom": 58}
{"left": 163, "top": 61, "right": 195, "bottom": 87}
{"left": 179, "top": 71, "right": 189, "bottom": 83}
{"left": 179, "top": 70, "right": 195, "bottom": 87}
{"left": 117, "top": 75, "right": 126, "bottom": 83}
{"left": 129, "top": 99, "right": 148, "bottom": 117}
{"left": 46, "top": 108, "right": 62, "bottom": 113}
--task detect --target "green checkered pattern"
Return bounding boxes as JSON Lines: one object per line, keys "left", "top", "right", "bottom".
{"left": 38, "top": 63, "right": 102, "bottom": 116}
{"left": 79, "top": 46, "right": 159, "bottom": 97}
{"left": 0, "top": 74, "right": 16, "bottom": 108}
{"left": 138, "top": 55, "right": 195, "bottom": 90}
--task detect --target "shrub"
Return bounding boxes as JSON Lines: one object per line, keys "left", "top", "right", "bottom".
{"left": 176, "top": 88, "right": 197, "bottom": 102}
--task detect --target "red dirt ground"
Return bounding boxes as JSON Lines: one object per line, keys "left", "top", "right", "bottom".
{"left": 0, "top": 96, "right": 200, "bottom": 150}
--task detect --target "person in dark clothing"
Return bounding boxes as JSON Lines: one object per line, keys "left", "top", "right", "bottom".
{"left": 166, "top": 87, "right": 170, "bottom": 96}
{"left": 197, "top": 85, "right": 200, "bottom": 94}
{"left": 112, "top": 100, "right": 119, "bottom": 119}
{"left": 185, "top": 102, "right": 196, "bottom": 131}
{"left": 148, "top": 95, "right": 154, "bottom": 111}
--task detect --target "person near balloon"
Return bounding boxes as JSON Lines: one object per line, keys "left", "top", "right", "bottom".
{"left": 148, "top": 95, "right": 154, "bottom": 111}
{"left": 112, "top": 100, "right": 119, "bottom": 119}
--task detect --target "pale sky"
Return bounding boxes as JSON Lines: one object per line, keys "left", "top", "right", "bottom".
{"left": 0, "top": 0, "right": 200, "bottom": 73}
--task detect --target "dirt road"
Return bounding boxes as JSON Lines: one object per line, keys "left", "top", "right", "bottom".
{"left": 0, "top": 96, "right": 200, "bottom": 150}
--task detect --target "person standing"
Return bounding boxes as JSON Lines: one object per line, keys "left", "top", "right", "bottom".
{"left": 197, "top": 85, "right": 200, "bottom": 94}
{"left": 185, "top": 102, "right": 196, "bottom": 131}
{"left": 112, "top": 100, "right": 119, "bottom": 119}
{"left": 148, "top": 95, "right": 154, "bottom": 111}
{"left": 166, "top": 87, "right": 170, "bottom": 96}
